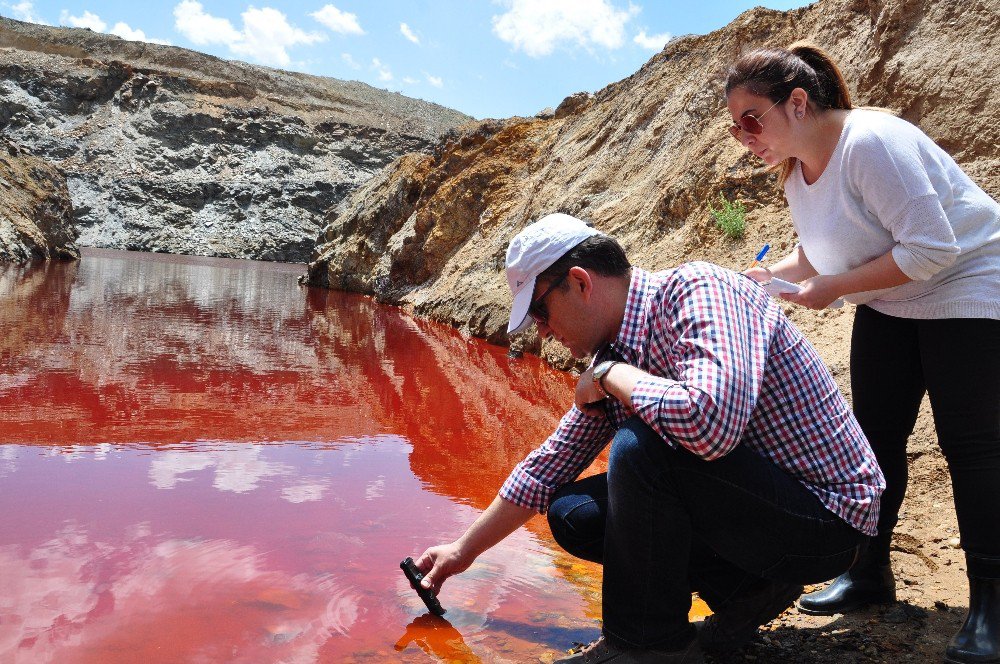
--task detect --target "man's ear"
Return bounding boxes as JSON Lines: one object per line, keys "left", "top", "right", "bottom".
{"left": 567, "top": 266, "right": 594, "bottom": 301}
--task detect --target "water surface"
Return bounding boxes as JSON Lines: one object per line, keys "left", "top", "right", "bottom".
{"left": 0, "top": 249, "right": 607, "bottom": 663}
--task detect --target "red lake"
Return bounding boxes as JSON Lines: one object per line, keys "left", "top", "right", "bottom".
{"left": 0, "top": 248, "right": 614, "bottom": 663}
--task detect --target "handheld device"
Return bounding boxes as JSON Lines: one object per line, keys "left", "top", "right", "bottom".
{"left": 400, "top": 557, "right": 446, "bottom": 616}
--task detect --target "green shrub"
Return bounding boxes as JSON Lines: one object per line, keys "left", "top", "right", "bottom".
{"left": 708, "top": 194, "right": 747, "bottom": 240}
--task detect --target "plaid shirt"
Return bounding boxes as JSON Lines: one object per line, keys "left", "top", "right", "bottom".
{"left": 500, "top": 263, "right": 884, "bottom": 535}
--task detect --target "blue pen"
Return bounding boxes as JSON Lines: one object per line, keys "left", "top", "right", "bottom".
{"left": 747, "top": 243, "right": 770, "bottom": 271}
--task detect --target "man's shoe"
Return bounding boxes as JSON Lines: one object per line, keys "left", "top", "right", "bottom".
{"left": 944, "top": 575, "right": 1000, "bottom": 664}
{"left": 554, "top": 635, "right": 704, "bottom": 663}
{"left": 697, "top": 580, "right": 803, "bottom": 653}
{"left": 796, "top": 563, "right": 895, "bottom": 616}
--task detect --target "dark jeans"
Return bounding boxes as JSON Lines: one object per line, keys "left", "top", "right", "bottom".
{"left": 547, "top": 416, "right": 867, "bottom": 650}
{"left": 851, "top": 306, "right": 1000, "bottom": 578}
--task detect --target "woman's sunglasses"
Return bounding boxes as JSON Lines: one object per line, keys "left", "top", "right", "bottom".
{"left": 728, "top": 97, "right": 785, "bottom": 140}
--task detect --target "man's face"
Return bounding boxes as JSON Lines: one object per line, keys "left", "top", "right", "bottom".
{"left": 530, "top": 269, "right": 603, "bottom": 359}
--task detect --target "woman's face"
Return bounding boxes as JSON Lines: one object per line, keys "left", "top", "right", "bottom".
{"left": 726, "top": 87, "right": 792, "bottom": 166}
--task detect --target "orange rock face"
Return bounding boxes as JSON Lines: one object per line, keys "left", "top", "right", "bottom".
{"left": 0, "top": 139, "right": 78, "bottom": 262}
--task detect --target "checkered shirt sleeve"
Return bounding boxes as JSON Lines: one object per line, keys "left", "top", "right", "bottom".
{"left": 499, "top": 404, "right": 614, "bottom": 512}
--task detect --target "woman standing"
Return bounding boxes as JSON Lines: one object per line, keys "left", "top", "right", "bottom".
{"left": 725, "top": 42, "right": 1000, "bottom": 664}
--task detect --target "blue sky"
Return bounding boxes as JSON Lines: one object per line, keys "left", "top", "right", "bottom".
{"left": 1, "top": 0, "right": 810, "bottom": 119}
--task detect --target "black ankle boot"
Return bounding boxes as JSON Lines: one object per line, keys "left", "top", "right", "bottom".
{"left": 796, "top": 536, "right": 895, "bottom": 616}
{"left": 945, "top": 575, "right": 1000, "bottom": 664}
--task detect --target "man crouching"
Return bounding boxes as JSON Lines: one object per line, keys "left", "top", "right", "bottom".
{"left": 410, "top": 213, "right": 884, "bottom": 663}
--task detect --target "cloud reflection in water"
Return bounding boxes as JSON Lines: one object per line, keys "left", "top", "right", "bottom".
{"left": 149, "top": 445, "right": 294, "bottom": 493}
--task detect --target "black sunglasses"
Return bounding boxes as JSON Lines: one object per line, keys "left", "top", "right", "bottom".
{"left": 527, "top": 273, "right": 568, "bottom": 325}
{"left": 728, "top": 97, "right": 785, "bottom": 140}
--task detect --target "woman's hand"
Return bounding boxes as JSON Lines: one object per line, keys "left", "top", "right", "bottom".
{"left": 781, "top": 274, "right": 842, "bottom": 310}
{"left": 574, "top": 367, "right": 607, "bottom": 417}
{"left": 744, "top": 266, "right": 773, "bottom": 284}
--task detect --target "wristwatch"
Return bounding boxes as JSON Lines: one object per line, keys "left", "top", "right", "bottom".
{"left": 592, "top": 360, "right": 619, "bottom": 398}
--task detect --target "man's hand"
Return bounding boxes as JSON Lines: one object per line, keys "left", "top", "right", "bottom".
{"left": 410, "top": 498, "right": 535, "bottom": 598}
{"left": 780, "top": 274, "right": 842, "bottom": 310}
{"left": 414, "top": 542, "right": 473, "bottom": 595}
{"left": 575, "top": 366, "right": 607, "bottom": 417}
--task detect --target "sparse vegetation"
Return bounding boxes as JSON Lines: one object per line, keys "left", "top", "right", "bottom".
{"left": 708, "top": 193, "right": 747, "bottom": 240}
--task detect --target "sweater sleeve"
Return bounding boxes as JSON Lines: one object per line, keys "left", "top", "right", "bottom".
{"left": 846, "top": 129, "right": 960, "bottom": 281}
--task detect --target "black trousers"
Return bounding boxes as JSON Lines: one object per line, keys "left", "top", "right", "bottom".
{"left": 851, "top": 306, "right": 1000, "bottom": 578}
{"left": 547, "top": 417, "right": 865, "bottom": 650}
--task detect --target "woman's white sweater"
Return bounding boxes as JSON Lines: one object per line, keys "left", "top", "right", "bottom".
{"left": 784, "top": 108, "right": 1000, "bottom": 320}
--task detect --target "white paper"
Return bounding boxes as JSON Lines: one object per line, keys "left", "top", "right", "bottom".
{"left": 762, "top": 278, "right": 844, "bottom": 309}
{"left": 762, "top": 277, "right": 801, "bottom": 296}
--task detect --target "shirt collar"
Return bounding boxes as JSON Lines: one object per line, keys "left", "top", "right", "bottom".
{"left": 598, "top": 266, "right": 651, "bottom": 363}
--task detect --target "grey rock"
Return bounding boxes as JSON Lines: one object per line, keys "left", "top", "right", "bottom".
{"left": 0, "top": 16, "right": 472, "bottom": 262}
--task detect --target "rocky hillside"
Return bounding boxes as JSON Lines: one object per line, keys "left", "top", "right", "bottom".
{"left": 0, "top": 16, "right": 471, "bottom": 262}
{"left": 304, "top": 0, "right": 999, "bottom": 363}
{"left": 0, "top": 138, "right": 78, "bottom": 262}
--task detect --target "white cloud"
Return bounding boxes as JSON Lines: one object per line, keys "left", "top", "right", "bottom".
{"left": 210, "top": 445, "right": 292, "bottom": 493}
{"left": 109, "top": 21, "right": 171, "bottom": 45}
{"left": 148, "top": 446, "right": 292, "bottom": 493}
{"left": 364, "top": 476, "right": 385, "bottom": 500}
{"left": 633, "top": 29, "right": 670, "bottom": 50}
{"left": 341, "top": 52, "right": 360, "bottom": 70}
{"left": 174, "top": 0, "right": 241, "bottom": 45}
{"left": 59, "top": 9, "right": 106, "bottom": 32}
{"left": 399, "top": 22, "right": 419, "bottom": 45}
{"left": 310, "top": 4, "right": 364, "bottom": 35}
{"left": 371, "top": 57, "right": 392, "bottom": 82}
{"left": 173, "top": 1, "right": 325, "bottom": 67}
{"left": 492, "top": 0, "right": 639, "bottom": 57}
{"left": 55, "top": 9, "right": 169, "bottom": 44}
{"left": 282, "top": 481, "right": 329, "bottom": 503}
{"left": 149, "top": 451, "right": 214, "bottom": 489}
{"left": 110, "top": 21, "right": 145, "bottom": 40}
{"left": 231, "top": 6, "right": 325, "bottom": 66}
{"left": 8, "top": 1, "right": 47, "bottom": 24}
{"left": 423, "top": 72, "right": 443, "bottom": 88}
{"left": 402, "top": 76, "right": 419, "bottom": 85}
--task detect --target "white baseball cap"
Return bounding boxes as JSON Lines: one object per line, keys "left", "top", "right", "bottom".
{"left": 505, "top": 213, "right": 601, "bottom": 335}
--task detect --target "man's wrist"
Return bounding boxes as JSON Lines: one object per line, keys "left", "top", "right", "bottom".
{"left": 592, "top": 360, "right": 619, "bottom": 399}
